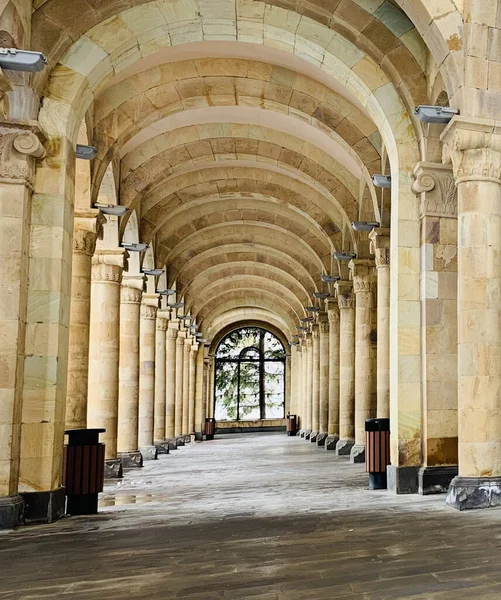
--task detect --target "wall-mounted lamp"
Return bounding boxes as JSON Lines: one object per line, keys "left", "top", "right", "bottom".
{"left": 305, "top": 306, "right": 320, "bottom": 313}
{"left": 313, "top": 292, "right": 330, "bottom": 300}
{"left": 76, "top": 144, "right": 98, "bottom": 160}
{"left": 121, "top": 242, "right": 148, "bottom": 253}
{"left": 414, "top": 105, "right": 458, "bottom": 124}
{"left": 168, "top": 302, "right": 184, "bottom": 309}
{"left": 321, "top": 274, "right": 340, "bottom": 283}
{"left": 352, "top": 221, "right": 380, "bottom": 232}
{"left": 93, "top": 203, "right": 129, "bottom": 217}
{"left": 142, "top": 268, "right": 164, "bottom": 277}
{"left": 333, "top": 251, "right": 357, "bottom": 261}
{"left": 199, "top": 338, "right": 209, "bottom": 343}
{"left": 0, "top": 48, "right": 47, "bottom": 71}
{"left": 156, "top": 289, "right": 176, "bottom": 296}
{"left": 196, "top": 332, "right": 203, "bottom": 338}
{"left": 372, "top": 175, "right": 391, "bottom": 189}
{"left": 300, "top": 316, "right": 314, "bottom": 323}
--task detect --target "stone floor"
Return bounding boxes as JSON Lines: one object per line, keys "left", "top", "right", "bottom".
{"left": 2, "top": 434, "right": 501, "bottom": 599}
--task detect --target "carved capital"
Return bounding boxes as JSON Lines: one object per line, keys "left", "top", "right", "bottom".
{"left": 120, "top": 284, "right": 142, "bottom": 304}
{"left": 326, "top": 299, "right": 339, "bottom": 324}
{"left": 167, "top": 323, "right": 179, "bottom": 340}
{"left": 142, "top": 292, "right": 160, "bottom": 309}
{"left": 0, "top": 121, "right": 46, "bottom": 186}
{"left": 91, "top": 249, "right": 127, "bottom": 283}
{"left": 335, "top": 280, "right": 354, "bottom": 309}
{"left": 73, "top": 211, "right": 107, "bottom": 256}
{"left": 349, "top": 259, "right": 376, "bottom": 294}
{"left": 441, "top": 117, "right": 501, "bottom": 184}
{"left": 318, "top": 316, "right": 329, "bottom": 334}
{"left": 369, "top": 227, "right": 391, "bottom": 268}
{"left": 412, "top": 161, "right": 457, "bottom": 219}
{"left": 141, "top": 304, "right": 157, "bottom": 320}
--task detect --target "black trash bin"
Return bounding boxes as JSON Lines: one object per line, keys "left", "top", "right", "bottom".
{"left": 205, "top": 417, "right": 216, "bottom": 441}
{"left": 365, "top": 418, "right": 390, "bottom": 490}
{"left": 286, "top": 414, "right": 298, "bottom": 436}
{"left": 63, "top": 428, "right": 105, "bottom": 515}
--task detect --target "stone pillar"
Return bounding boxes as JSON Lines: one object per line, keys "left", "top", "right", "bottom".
{"left": 304, "top": 334, "right": 313, "bottom": 438}
{"left": 66, "top": 212, "right": 104, "bottom": 430}
{"left": 299, "top": 341, "right": 307, "bottom": 435}
{"left": 335, "top": 282, "right": 356, "bottom": 456}
{"left": 87, "top": 249, "right": 127, "bottom": 477}
{"left": 325, "top": 300, "right": 340, "bottom": 450}
{"left": 285, "top": 352, "right": 292, "bottom": 415}
{"left": 310, "top": 325, "right": 320, "bottom": 442}
{"left": 413, "top": 162, "right": 458, "bottom": 495}
{"left": 175, "top": 331, "right": 186, "bottom": 439}
{"left": 194, "top": 345, "right": 205, "bottom": 440}
{"left": 206, "top": 354, "right": 215, "bottom": 420}
{"left": 317, "top": 314, "right": 329, "bottom": 446}
{"left": 165, "top": 319, "right": 179, "bottom": 443}
{"left": 189, "top": 343, "right": 198, "bottom": 435}
{"left": 138, "top": 294, "right": 158, "bottom": 460}
{"left": 349, "top": 260, "right": 377, "bottom": 463}
{"left": 154, "top": 309, "right": 169, "bottom": 451}
{"left": 117, "top": 275, "right": 144, "bottom": 468}
{"left": 289, "top": 344, "right": 298, "bottom": 417}
{"left": 182, "top": 337, "right": 192, "bottom": 437}
{"left": 0, "top": 126, "right": 45, "bottom": 527}
{"left": 295, "top": 346, "right": 303, "bottom": 432}
{"left": 440, "top": 119, "right": 497, "bottom": 509}
{"left": 369, "top": 228, "right": 391, "bottom": 419}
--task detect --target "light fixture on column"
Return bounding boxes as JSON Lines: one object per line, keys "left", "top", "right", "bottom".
{"left": 93, "top": 203, "right": 129, "bottom": 217}
{"left": 199, "top": 338, "right": 209, "bottom": 343}
{"left": 156, "top": 288, "right": 176, "bottom": 296}
{"left": 300, "top": 316, "right": 314, "bottom": 323}
{"left": 0, "top": 48, "right": 47, "bottom": 71}
{"left": 196, "top": 332, "right": 203, "bottom": 338}
{"left": 333, "top": 251, "right": 357, "bottom": 261}
{"left": 372, "top": 175, "right": 391, "bottom": 188}
{"left": 305, "top": 306, "right": 320, "bottom": 313}
{"left": 352, "top": 221, "right": 380, "bottom": 232}
{"left": 180, "top": 314, "right": 192, "bottom": 322}
{"left": 321, "top": 274, "right": 340, "bottom": 283}
{"left": 298, "top": 325, "right": 308, "bottom": 331}
{"left": 414, "top": 105, "right": 458, "bottom": 124}
{"left": 142, "top": 268, "right": 164, "bottom": 277}
{"left": 313, "top": 292, "right": 330, "bottom": 300}
{"left": 168, "top": 302, "right": 184, "bottom": 309}
{"left": 121, "top": 242, "right": 148, "bottom": 253}
{"left": 76, "top": 144, "right": 98, "bottom": 160}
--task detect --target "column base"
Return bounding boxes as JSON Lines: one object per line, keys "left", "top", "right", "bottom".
{"left": 175, "top": 436, "right": 185, "bottom": 447}
{"left": 316, "top": 433, "right": 328, "bottom": 447}
{"left": 287, "top": 431, "right": 297, "bottom": 437}
{"left": 350, "top": 444, "right": 366, "bottom": 464}
{"left": 105, "top": 459, "right": 124, "bottom": 479}
{"left": 387, "top": 465, "right": 418, "bottom": 494}
{"left": 336, "top": 438, "right": 354, "bottom": 456}
{"left": 155, "top": 442, "right": 171, "bottom": 455}
{"left": 194, "top": 431, "right": 203, "bottom": 441}
{"left": 0, "top": 495, "right": 23, "bottom": 529}
{"left": 20, "top": 487, "right": 65, "bottom": 525}
{"left": 118, "top": 451, "right": 143, "bottom": 468}
{"left": 446, "top": 476, "right": 501, "bottom": 510}
{"left": 297, "top": 429, "right": 304, "bottom": 437}
{"left": 164, "top": 438, "right": 178, "bottom": 450}
{"left": 139, "top": 446, "right": 158, "bottom": 461}
{"left": 419, "top": 466, "right": 458, "bottom": 495}
{"left": 310, "top": 431, "right": 318, "bottom": 442}
{"left": 325, "top": 435, "right": 339, "bottom": 451}
{"left": 183, "top": 435, "right": 192, "bottom": 444}
{"left": 303, "top": 429, "right": 312, "bottom": 440}
{"left": 369, "top": 472, "right": 387, "bottom": 490}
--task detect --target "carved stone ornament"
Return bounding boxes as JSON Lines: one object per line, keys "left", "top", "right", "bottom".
{"left": 369, "top": 227, "right": 391, "bottom": 268}
{"left": 91, "top": 249, "right": 127, "bottom": 283}
{"left": 349, "top": 259, "right": 376, "bottom": 294}
{"left": 334, "top": 281, "right": 354, "bottom": 309}
{"left": 319, "top": 319, "right": 329, "bottom": 334}
{"left": 0, "top": 121, "right": 46, "bottom": 186}
{"left": 156, "top": 316, "right": 169, "bottom": 331}
{"left": 73, "top": 211, "right": 107, "bottom": 255}
{"left": 120, "top": 276, "right": 145, "bottom": 304}
{"left": 141, "top": 303, "right": 157, "bottom": 320}
{"left": 412, "top": 161, "right": 457, "bottom": 219}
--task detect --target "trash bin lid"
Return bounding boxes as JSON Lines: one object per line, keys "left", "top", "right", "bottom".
{"left": 365, "top": 418, "right": 390, "bottom": 432}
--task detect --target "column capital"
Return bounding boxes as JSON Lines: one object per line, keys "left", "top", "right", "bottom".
{"left": 156, "top": 315, "right": 169, "bottom": 331}
{"left": 335, "top": 280, "right": 354, "bottom": 309}
{"left": 177, "top": 330, "right": 187, "bottom": 345}
{"left": 73, "top": 210, "right": 107, "bottom": 256}
{"left": 167, "top": 320, "right": 179, "bottom": 339}
{"left": 311, "top": 323, "right": 319, "bottom": 339}
{"left": 369, "top": 227, "right": 391, "bottom": 268}
{"left": 191, "top": 344, "right": 199, "bottom": 356}
{"left": 91, "top": 248, "right": 127, "bottom": 283}
{"left": 441, "top": 116, "right": 501, "bottom": 184}
{"left": 349, "top": 259, "right": 376, "bottom": 294}
{"left": 305, "top": 333, "right": 313, "bottom": 347}
{"left": 0, "top": 121, "right": 46, "bottom": 188}
{"left": 412, "top": 161, "right": 457, "bottom": 219}
{"left": 142, "top": 292, "right": 160, "bottom": 309}
{"left": 120, "top": 274, "right": 145, "bottom": 304}
{"left": 325, "top": 298, "right": 339, "bottom": 319}
{"left": 318, "top": 312, "right": 329, "bottom": 334}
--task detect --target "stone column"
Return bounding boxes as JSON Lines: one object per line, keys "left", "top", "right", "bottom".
{"left": 299, "top": 341, "right": 307, "bottom": 435}
{"left": 165, "top": 319, "right": 179, "bottom": 445}
{"left": 369, "top": 228, "right": 391, "bottom": 419}
{"left": 413, "top": 162, "right": 458, "bottom": 495}
{"left": 285, "top": 352, "right": 292, "bottom": 415}
{"left": 335, "top": 282, "right": 356, "bottom": 456}
{"left": 304, "top": 333, "right": 313, "bottom": 438}
{"left": 349, "top": 260, "right": 377, "bottom": 463}
{"left": 440, "top": 120, "right": 496, "bottom": 509}
{"left": 189, "top": 343, "right": 198, "bottom": 435}
{"left": 194, "top": 345, "right": 205, "bottom": 440}
{"left": 289, "top": 344, "right": 298, "bottom": 417}
{"left": 66, "top": 212, "right": 105, "bottom": 430}
{"left": 182, "top": 337, "right": 192, "bottom": 438}
{"left": 317, "top": 314, "right": 329, "bottom": 446}
{"left": 87, "top": 249, "right": 127, "bottom": 477}
{"left": 175, "top": 330, "right": 186, "bottom": 440}
{"left": 154, "top": 309, "right": 169, "bottom": 453}
{"left": 310, "top": 325, "right": 320, "bottom": 442}
{"left": 138, "top": 294, "right": 158, "bottom": 460}
{"left": 117, "top": 275, "right": 144, "bottom": 468}
{"left": 325, "top": 300, "right": 340, "bottom": 450}
{"left": 206, "top": 354, "right": 215, "bottom": 420}
{"left": 295, "top": 346, "right": 302, "bottom": 432}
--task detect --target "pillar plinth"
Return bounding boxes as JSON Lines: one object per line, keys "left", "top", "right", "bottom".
{"left": 87, "top": 249, "right": 127, "bottom": 461}
{"left": 138, "top": 294, "right": 159, "bottom": 460}
{"left": 335, "top": 282, "right": 355, "bottom": 456}
{"left": 166, "top": 320, "right": 179, "bottom": 442}
{"left": 317, "top": 315, "right": 329, "bottom": 446}
{"left": 310, "top": 325, "right": 320, "bottom": 442}
{"left": 117, "top": 275, "right": 144, "bottom": 465}
{"left": 325, "top": 300, "right": 340, "bottom": 450}
{"left": 154, "top": 310, "right": 169, "bottom": 445}
{"left": 442, "top": 118, "right": 501, "bottom": 509}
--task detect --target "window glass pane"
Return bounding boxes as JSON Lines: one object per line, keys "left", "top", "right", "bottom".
{"left": 264, "top": 361, "right": 285, "bottom": 418}
{"left": 238, "top": 362, "right": 260, "bottom": 420}
{"left": 214, "top": 361, "right": 238, "bottom": 420}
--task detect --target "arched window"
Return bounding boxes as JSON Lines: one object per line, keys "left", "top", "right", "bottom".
{"left": 214, "top": 327, "right": 286, "bottom": 421}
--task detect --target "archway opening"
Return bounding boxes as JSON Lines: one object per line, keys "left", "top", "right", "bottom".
{"left": 214, "top": 327, "right": 286, "bottom": 423}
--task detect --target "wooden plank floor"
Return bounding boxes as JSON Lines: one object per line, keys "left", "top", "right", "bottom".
{"left": 1, "top": 433, "right": 501, "bottom": 599}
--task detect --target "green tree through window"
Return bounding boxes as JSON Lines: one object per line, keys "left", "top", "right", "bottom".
{"left": 214, "top": 327, "right": 286, "bottom": 421}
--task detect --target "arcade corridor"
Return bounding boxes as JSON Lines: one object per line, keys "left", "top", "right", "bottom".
{"left": 1, "top": 434, "right": 501, "bottom": 599}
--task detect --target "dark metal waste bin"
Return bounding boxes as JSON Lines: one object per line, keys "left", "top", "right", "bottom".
{"left": 286, "top": 414, "right": 298, "bottom": 436}
{"left": 205, "top": 417, "right": 216, "bottom": 440}
{"left": 63, "top": 428, "right": 105, "bottom": 515}
{"left": 365, "top": 418, "right": 390, "bottom": 490}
